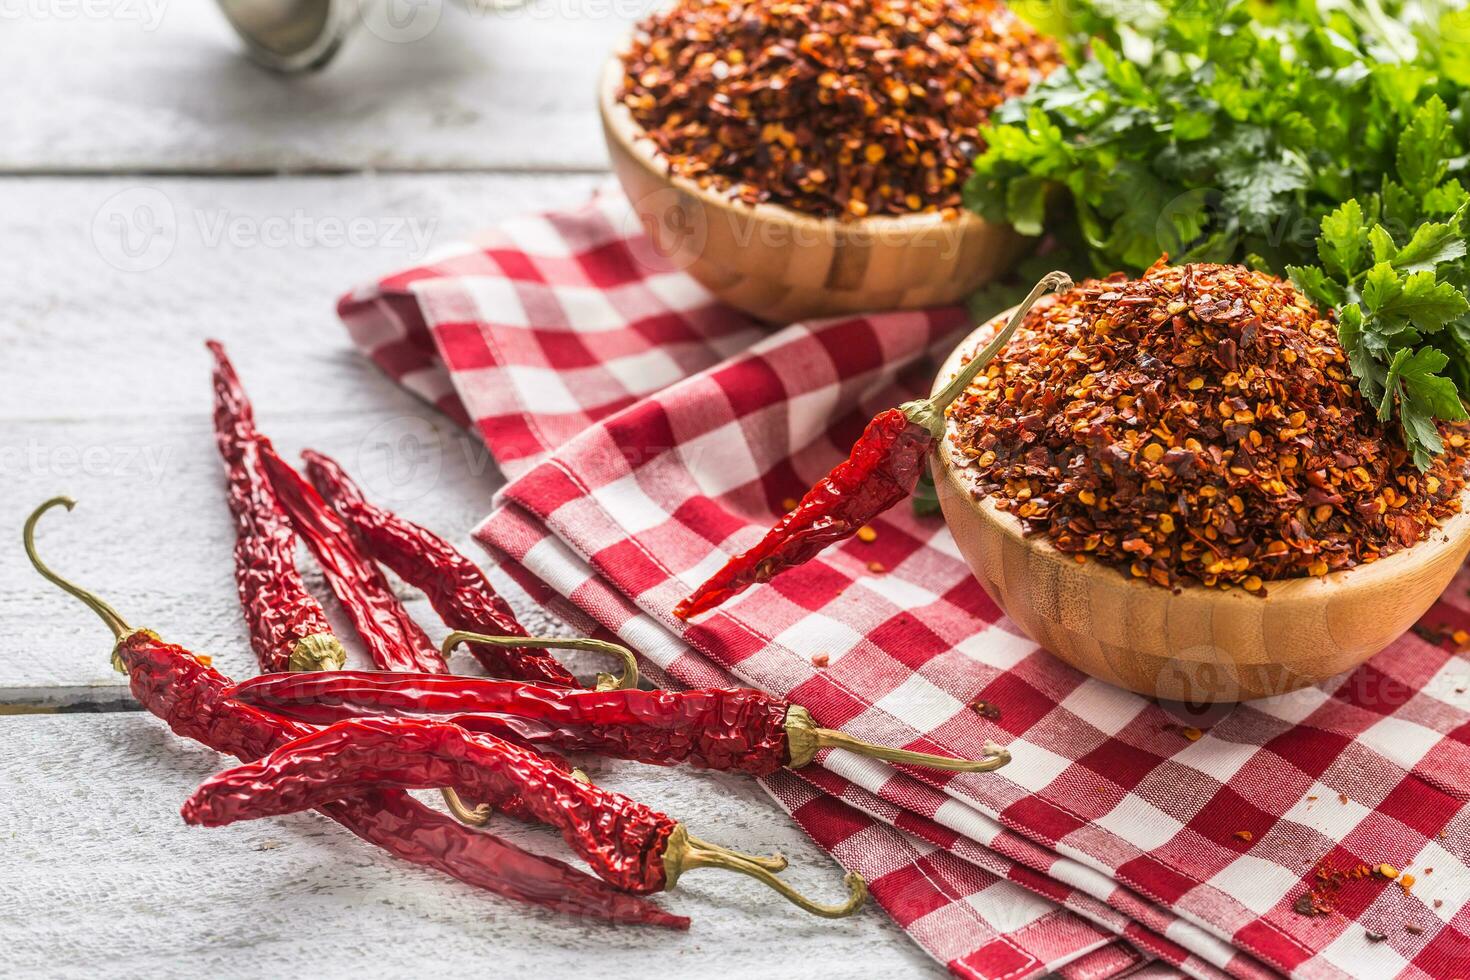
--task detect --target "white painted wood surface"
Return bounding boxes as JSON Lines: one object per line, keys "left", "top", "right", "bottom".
{"left": 0, "top": 713, "right": 940, "bottom": 979}
{"left": 0, "top": 13, "right": 952, "bottom": 974}
{"left": 1, "top": 174, "right": 601, "bottom": 698}
{"left": 0, "top": 3, "right": 643, "bottom": 172}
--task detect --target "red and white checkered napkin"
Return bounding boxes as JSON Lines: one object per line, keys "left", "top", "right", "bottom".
{"left": 341, "top": 194, "right": 1470, "bottom": 980}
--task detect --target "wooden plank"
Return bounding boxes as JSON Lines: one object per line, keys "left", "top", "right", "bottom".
{"left": 0, "top": 712, "right": 942, "bottom": 977}
{"left": 0, "top": 173, "right": 602, "bottom": 420}
{"left": 0, "top": 173, "right": 601, "bottom": 699}
{"left": 0, "top": 4, "right": 635, "bottom": 172}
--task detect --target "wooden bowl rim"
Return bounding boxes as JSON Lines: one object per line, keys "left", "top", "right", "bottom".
{"left": 597, "top": 54, "right": 990, "bottom": 237}
{"left": 933, "top": 306, "right": 1470, "bottom": 605}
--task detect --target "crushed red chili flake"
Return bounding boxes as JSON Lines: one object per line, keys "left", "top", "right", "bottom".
{"left": 947, "top": 262, "right": 1470, "bottom": 593}
{"left": 1296, "top": 860, "right": 1374, "bottom": 917}
{"left": 1234, "top": 830, "right": 1254, "bottom": 842}
{"left": 971, "top": 699, "right": 1001, "bottom": 720}
{"left": 1406, "top": 923, "right": 1425, "bottom": 935}
{"left": 618, "top": 0, "right": 1059, "bottom": 218}
{"left": 1414, "top": 623, "right": 1456, "bottom": 644}
{"left": 810, "top": 652, "right": 830, "bottom": 667}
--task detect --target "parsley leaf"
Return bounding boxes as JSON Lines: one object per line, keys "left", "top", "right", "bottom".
{"left": 970, "top": 0, "right": 1470, "bottom": 467}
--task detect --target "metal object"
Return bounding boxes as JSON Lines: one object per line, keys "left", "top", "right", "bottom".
{"left": 214, "top": 0, "right": 356, "bottom": 73}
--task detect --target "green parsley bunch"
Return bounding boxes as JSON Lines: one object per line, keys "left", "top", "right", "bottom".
{"left": 966, "top": 0, "right": 1470, "bottom": 466}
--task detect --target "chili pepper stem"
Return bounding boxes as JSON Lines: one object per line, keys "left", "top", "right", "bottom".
{"left": 288, "top": 633, "right": 348, "bottom": 672}
{"left": 24, "top": 497, "right": 150, "bottom": 672}
{"left": 901, "top": 271, "right": 1072, "bottom": 438}
{"left": 662, "top": 824, "right": 866, "bottom": 918}
{"left": 441, "top": 769, "right": 593, "bottom": 828}
{"left": 685, "top": 833, "right": 788, "bottom": 873}
{"left": 441, "top": 788, "right": 491, "bottom": 826}
{"left": 784, "top": 706, "right": 1011, "bottom": 772}
{"left": 442, "top": 630, "right": 640, "bottom": 691}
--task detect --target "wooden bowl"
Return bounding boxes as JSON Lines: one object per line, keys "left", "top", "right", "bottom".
{"left": 933, "top": 308, "right": 1470, "bottom": 702}
{"left": 598, "top": 57, "right": 1024, "bottom": 324}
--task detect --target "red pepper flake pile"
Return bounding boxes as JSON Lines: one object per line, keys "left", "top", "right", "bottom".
{"left": 1295, "top": 861, "right": 1373, "bottom": 917}
{"left": 619, "top": 0, "right": 1059, "bottom": 218}
{"left": 947, "top": 263, "right": 1470, "bottom": 593}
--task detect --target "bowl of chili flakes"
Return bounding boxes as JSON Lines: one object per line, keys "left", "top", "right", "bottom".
{"left": 932, "top": 263, "right": 1470, "bottom": 702}
{"left": 600, "top": 0, "right": 1060, "bottom": 323}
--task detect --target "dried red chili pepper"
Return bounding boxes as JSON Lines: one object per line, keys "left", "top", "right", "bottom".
{"left": 206, "top": 342, "right": 345, "bottom": 673}
{"left": 23, "top": 497, "right": 686, "bottom": 929}
{"left": 225, "top": 660, "right": 1011, "bottom": 775}
{"left": 181, "top": 716, "right": 868, "bottom": 918}
{"left": 259, "top": 445, "right": 448, "bottom": 674}
{"left": 300, "top": 449, "right": 579, "bottom": 687}
{"left": 676, "top": 271, "right": 1070, "bottom": 618}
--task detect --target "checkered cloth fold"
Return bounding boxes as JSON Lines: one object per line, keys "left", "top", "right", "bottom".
{"left": 341, "top": 194, "right": 1470, "bottom": 980}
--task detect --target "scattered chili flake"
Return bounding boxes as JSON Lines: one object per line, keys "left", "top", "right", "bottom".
{"left": 856, "top": 525, "right": 878, "bottom": 543}
{"left": 1413, "top": 623, "right": 1454, "bottom": 645}
{"left": 195, "top": 653, "right": 213, "bottom": 667}
{"left": 619, "top": 0, "right": 1060, "bottom": 218}
{"left": 1434, "top": 899, "right": 1444, "bottom": 908}
{"left": 971, "top": 700, "right": 1001, "bottom": 720}
{"left": 810, "top": 653, "right": 830, "bottom": 668}
{"left": 1365, "top": 929, "right": 1388, "bottom": 943}
{"left": 1297, "top": 861, "right": 1375, "bottom": 917}
{"left": 1399, "top": 873, "right": 1416, "bottom": 893}
{"left": 867, "top": 560, "right": 886, "bottom": 573}
{"left": 781, "top": 497, "right": 800, "bottom": 512}
{"left": 1234, "top": 830, "right": 1254, "bottom": 842}
{"left": 1182, "top": 726, "right": 1203, "bottom": 741}
{"left": 1340, "top": 793, "right": 1350, "bottom": 805}
{"left": 1406, "top": 923, "right": 1425, "bottom": 935}
{"left": 1307, "top": 795, "right": 1319, "bottom": 802}
{"left": 946, "top": 263, "right": 1470, "bottom": 593}
{"left": 1378, "top": 863, "right": 1401, "bottom": 880}
{"left": 1453, "top": 630, "right": 1469, "bottom": 647}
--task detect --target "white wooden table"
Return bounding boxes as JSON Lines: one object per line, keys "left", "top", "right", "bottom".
{"left": 0, "top": 7, "right": 944, "bottom": 977}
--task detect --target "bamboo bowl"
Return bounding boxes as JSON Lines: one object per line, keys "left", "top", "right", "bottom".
{"left": 598, "top": 58, "right": 1023, "bottom": 324}
{"left": 933, "top": 308, "right": 1470, "bottom": 703}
